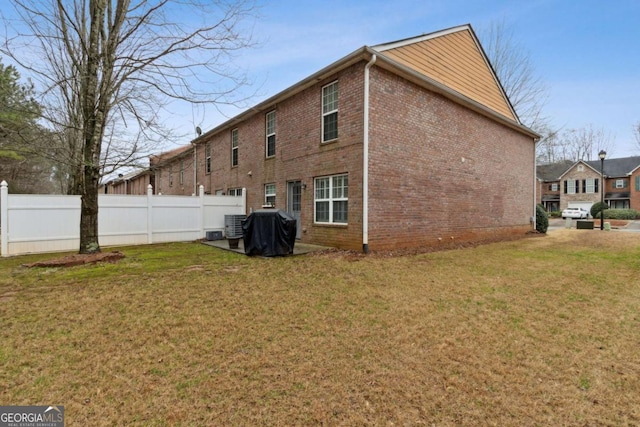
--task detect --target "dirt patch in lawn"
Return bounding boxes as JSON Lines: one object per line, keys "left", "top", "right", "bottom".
{"left": 22, "top": 251, "right": 125, "bottom": 268}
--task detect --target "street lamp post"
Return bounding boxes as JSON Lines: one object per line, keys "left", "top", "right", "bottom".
{"left": 599, "top": 150, "right": 606, "bottom": 230}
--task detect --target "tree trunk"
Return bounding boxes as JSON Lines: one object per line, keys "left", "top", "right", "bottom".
{"left": 79, "top": 163, "right": 101, "bottom": 253}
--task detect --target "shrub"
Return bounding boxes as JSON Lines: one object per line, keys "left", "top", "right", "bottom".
{"left": 536, "top": 204, "right": 548, "bottom": 233}
{"left": 590, "top": 202, "right": 608, "bottom": 219}
{"left": 549, "top": 211, "right": 561, "bottom": 218}
{"left": 603, "top": 209, "right": 640, "bottom": 220}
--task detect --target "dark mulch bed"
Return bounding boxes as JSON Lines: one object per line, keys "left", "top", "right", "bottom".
{"left": 23, "top": 251, "right": 126, "bottom": 268}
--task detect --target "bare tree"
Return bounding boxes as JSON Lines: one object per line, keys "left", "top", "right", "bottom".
{"left": 634, "top": 120, "right": 640, "bottom": 152}
{"left": 563, "top": 125, "right": 614, "bottom": 161}
{"left": 2, "top": 0, "right": 255, "bottom": 253}
{"left": 480, "top": 19, "right": 548, "bottom": 130}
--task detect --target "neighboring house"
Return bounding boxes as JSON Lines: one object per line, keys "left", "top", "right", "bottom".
{"left": 537, "top": 156, "right": 640, "bottom": 214}
{"left": 585, "top": 156, "right": 640, "bottom": 210}
{"left": 536, "top": 160, "right": 574, "bottom": 212}
{"left": 154, "top": 24, "right": 540, "bottom": 251}
{"left": 150, "top": 145, "right": 196, "bottom": 195}
{"left": 101, "top": 168, "right": 154, "bottom": 195}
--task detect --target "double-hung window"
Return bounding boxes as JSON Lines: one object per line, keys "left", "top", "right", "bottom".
{"left": 231, "top": 129, "right": 238, "bottom": 167}
{"left": 205, "top": 143, "right": 211, "bottom": 174}
{"left": 322, "top": 81, "right": 338, "bottom": 142}
{"left": 565, "top": 179, "right": 576, "bottom": 194}
{"left": 551, "top": 183, "right": 558, "bottom": 191}
{"left": 266, "top": 111, "right": 276, "bottom": 158}
{"left": 585, "top": 178, "right": 597, "bottom": 193}
{"left": 264, "top": 184, "right": 276, "bottom": 207}
{"left": 315, "top": 174, "right": 348, "bottom": 224}
{"left": 615, "top": 179, "right": 625, "bottom": 189}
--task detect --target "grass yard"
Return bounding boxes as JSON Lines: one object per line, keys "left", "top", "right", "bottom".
{"left": 1, "top": 230, "right": 639, "bottom": 426}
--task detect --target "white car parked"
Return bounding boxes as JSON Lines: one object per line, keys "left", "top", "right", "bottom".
{"left": 561, "top": 207, "right": 588, "bottom": 219}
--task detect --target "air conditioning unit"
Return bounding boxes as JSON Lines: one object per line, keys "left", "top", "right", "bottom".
{"left": 224, "top": 215, "right": 246, "bottom": 238}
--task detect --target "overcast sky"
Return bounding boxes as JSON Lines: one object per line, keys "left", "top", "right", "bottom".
{"left": 173, "top": 0, "right": 639, "bottom": 158}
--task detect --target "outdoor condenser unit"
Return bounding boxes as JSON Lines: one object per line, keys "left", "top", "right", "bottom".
{"left": 224, "top": 215, "right": 246, "bottom": 238}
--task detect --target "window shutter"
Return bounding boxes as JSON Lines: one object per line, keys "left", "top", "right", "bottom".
{"left": 636, "top": 176, "right": 640, "bottom": 191}
{"left": 595, "top": 178, "right": 599, "bottom": 193}
{"left": 564, "top": 181, "right": 567, "bottom": 194}
{"left": 582, "top": 179, "right": 586, "bottom": 193}
{"left": 624, "top": 180, "right": 628, "bottom": 188}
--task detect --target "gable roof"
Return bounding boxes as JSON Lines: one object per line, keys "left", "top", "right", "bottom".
{"left": 372, "top": 25, "right": 518, "bottom": 123}
{"left": 536, "top": 160, "right": 574, "bottom": 181}
{"left": 585, "top": 155, "right": 640, "bottom": 178}
{"left": 193, "top": 25, "right": 538, "bottom": 145}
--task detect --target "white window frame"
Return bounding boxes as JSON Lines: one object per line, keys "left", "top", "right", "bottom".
{"left": 314, "top": 174, "right": 348, "bottom": 224}
{"left": 615, "top": 179, "right": 624, "bottom": 189}
{"left": 228, "top": 188, "right": 243, "bottom": 197}
{"left": 322, "top": 81, "right": 338, "bottom": 143}
{"left": 585, "top": 178, "right": 595, "bottom": 193}
{"left": 264, "top": 183, "right": 276, "bottom": 207}
{"left": 266, "top": 110, "right": 276, "bottom": 158}
{"left": 179, "top": 160, "right": 184, "bottom": 185}
{"left": 231, "top": 128, "right": 238, "bottom": 167}
{"left": 567, "top": 180, "right": 576, "bottom": 194}
{"left": 551, "top": 183, "right": 558, "bottom": 191}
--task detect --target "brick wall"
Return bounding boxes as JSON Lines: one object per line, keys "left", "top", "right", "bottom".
{"left": 630, "top": 169, "right": 640, "bottom": 210}
{"left": 366, "top": 67, "right": 536, "bottom": 250}
{"left": 559, "top": 164, "right": 601, "bottom": 211}
{"left": 154, "top": 150, "right": 197, "bottom": 196}
{"left": 195, "top": 64, "right": 366, "bottom": 250}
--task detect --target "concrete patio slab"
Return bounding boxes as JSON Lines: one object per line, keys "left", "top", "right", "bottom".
{"left": 202, "top": 238, "right": 331, "bottom": 256}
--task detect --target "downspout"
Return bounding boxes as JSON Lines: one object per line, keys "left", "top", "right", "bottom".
{"left": 533, "top": 138, "right": 539, "bottom": 231}
{"left": 363, "top": 54, "right": 377, "bottom": 254}
{"left": 192, "top": 142, "right": 197, "bottom": 196}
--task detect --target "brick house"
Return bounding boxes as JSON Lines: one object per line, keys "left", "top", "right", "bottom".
{"left": 536, "top": 160, "right": 574, "bottom": 212}
{"left": 538, "top": 156, "right": 640, "bottom": 214}
{"left": 154, "top": 24, "right": 539, "bottom": 251}
{"left": 150, "top": 145, "right": 196, "bottom": 195}
{"left": 100, "top": 168, "right": 154, "bottom": 195}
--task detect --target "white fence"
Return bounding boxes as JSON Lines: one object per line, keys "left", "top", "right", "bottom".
{"left": 0, "top": 181, "right": 246, "bottom": 257}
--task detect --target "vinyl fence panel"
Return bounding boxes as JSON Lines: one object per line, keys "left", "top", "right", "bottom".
{"left": 1, "top": 182, "right": 246, "bottom": 257}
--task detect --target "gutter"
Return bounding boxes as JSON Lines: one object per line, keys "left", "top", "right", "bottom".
{"left": 363, "top": 54, "right": 377, "bottom": 254}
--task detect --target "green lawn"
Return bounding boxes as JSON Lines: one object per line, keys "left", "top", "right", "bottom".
{"left": 1, "top": 230, "right": 639, "bottom": 426}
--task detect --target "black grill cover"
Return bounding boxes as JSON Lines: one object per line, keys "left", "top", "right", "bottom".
{"left": 242, "top": 209, "right": 296, "bottom": 256}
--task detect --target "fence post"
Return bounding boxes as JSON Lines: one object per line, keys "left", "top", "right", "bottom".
{"left": 242, "top": 187, "right": 247, "bottom": 215}
{"left": 199, "top": 185, "right": 205, "bottom": 239}
{"left": 1, "top": 181, "right": 8, "bottom": 256}
{"left": 147, "top": 184, "right": 153, "bottom": 244}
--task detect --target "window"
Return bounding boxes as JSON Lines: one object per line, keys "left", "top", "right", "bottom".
{"left": 179, "top": 160, "right": 184, "bottom": 185}
{"left": 264, "top": 184, "right": 276, "bottom": 207}
{"left": 169, "top": 166, "right": 173, "bottom": 187}
{"left": 231, "top": 129, "right": 238, "bottom": 167}
{"left": 205, "top": 143, "right": 211, "bottom": 174}
{"left": 322, "top": 81, "right": 338, "bottom": 142}
{"left": 615, "top": 179, "right": 625, "bottom": 189}
{"left": 551, "top": 183, "right": 558, "bottom": 191}
{"left": 578, "top": 164, "right": 584, "bottom": 172}
{"left": 228, "top": 188, "right": 243, "bottom": 197}
{"left": 584, "top": 178, "right": 598, "bottom": 194}
{"left": 315, "top": 174, "right": 348, "bottom": 224}
{"left": 266, "top": 110, "right": 276, "bottom": 158}
{"left": 565, "top": 179, "right": 577, "bottom": 194}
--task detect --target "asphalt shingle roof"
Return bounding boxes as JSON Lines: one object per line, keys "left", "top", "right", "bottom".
{"left": 585, "top": 156, "right": 640, "bottom": 178}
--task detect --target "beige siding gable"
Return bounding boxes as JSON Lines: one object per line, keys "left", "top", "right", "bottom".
{"left": 374, "top": 26, "right": 517, "bottom": 122}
